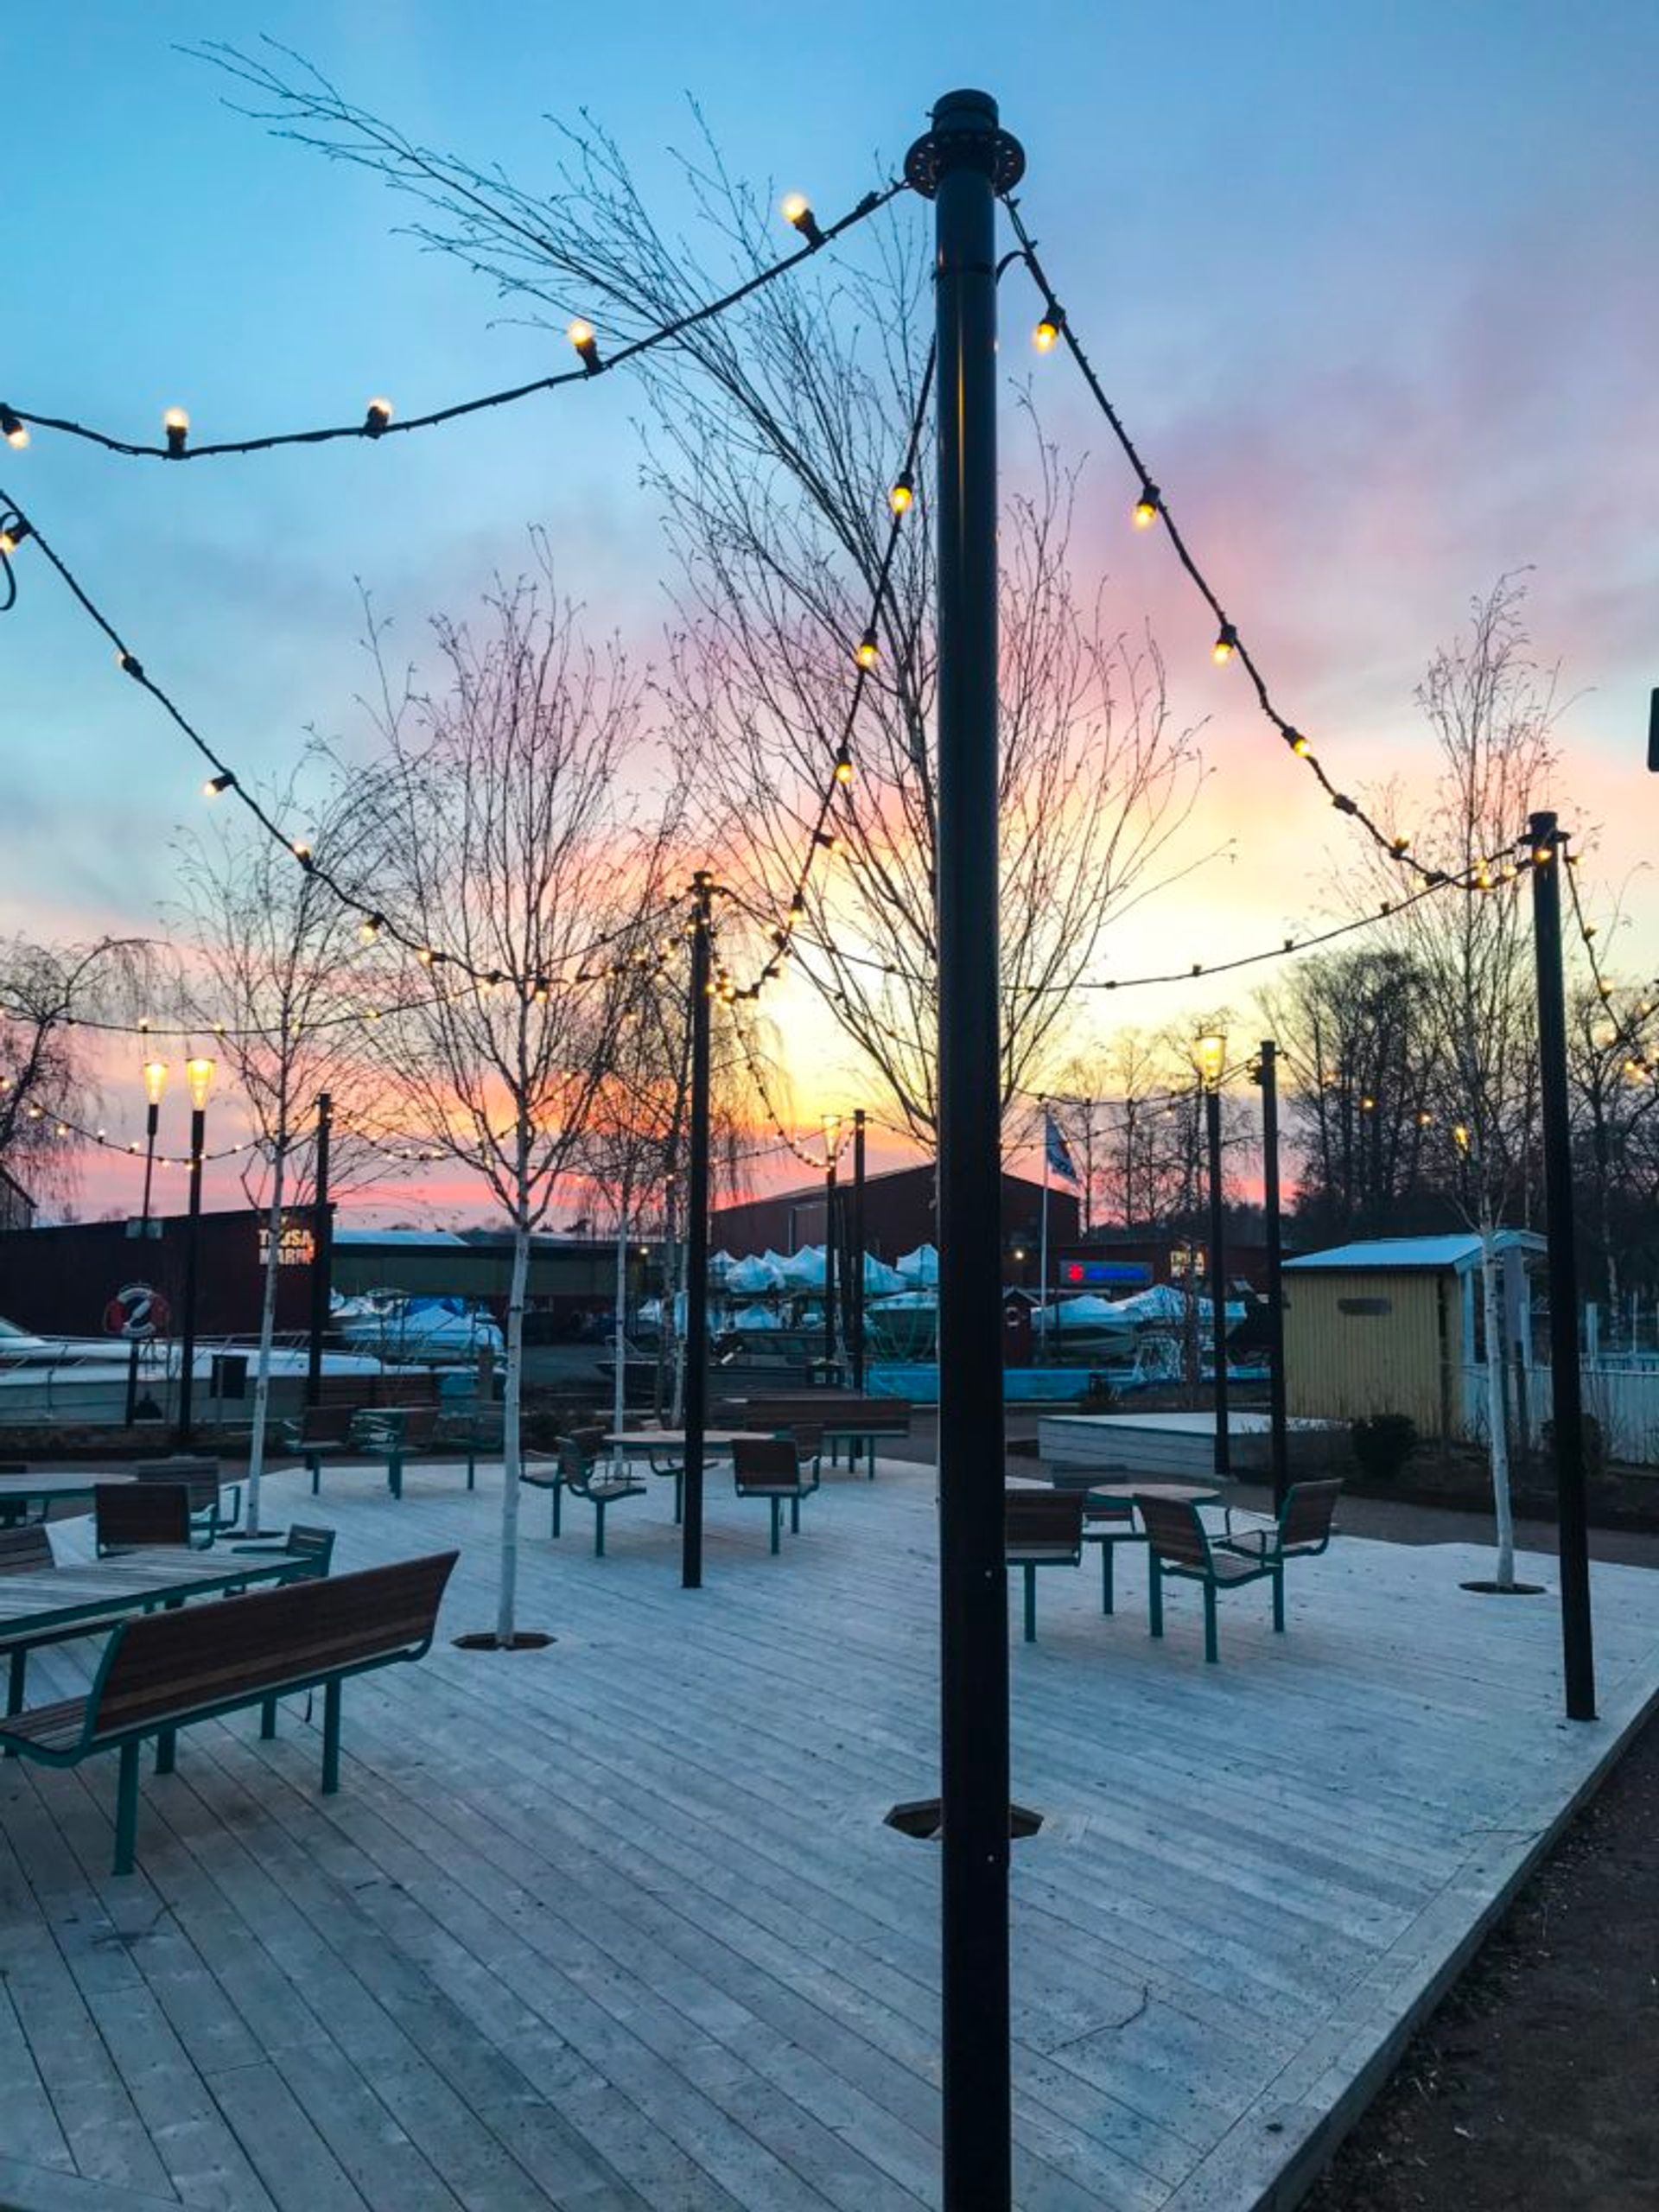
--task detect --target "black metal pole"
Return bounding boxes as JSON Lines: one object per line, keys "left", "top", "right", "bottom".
{"left": 906, "top": 88, "right": 1023, "bottom": 2212}
{"left": 175, "top": 1104, "right": 207, "bottom": 1448}
{"left": 124, "top": 1098, "right": 161, "bottom": 1426}
{"left": 1206, "top": 1084, "right": 1230, "bottom": 1476}
{"left": 823, "top": 1152, "right": 838, "bottom": 1374}
{"left": 1258, "top": 1042, "right": 1288, "bottom": 1507}
{"left": 852, "top": 1109, "right": 868, "bottom": 1391}
{"left": 306, "top": 1090, "right": 334, "bottom": 1408}
{"left": 681, "top": 874, "right": 714, "bottom": 1590}
{"left": 1529, "top": 811, "right": 1596, "bottom": 1720}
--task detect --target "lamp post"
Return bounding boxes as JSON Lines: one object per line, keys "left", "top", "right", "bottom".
{"left": 822, "top": 1113, "right": 842, "bottom": 1377}
{"left": 851, "top": 1109, "right": 868, "bottom": 1390}
{"left": 174, "top": 1054, "right": 213, "bottom": 1448}
{"left": 1193, "top": 1032, "right": 1230, "bottom": 1478}
{"left": 1255, "top": 1040, "right": 1289, "bottom": 1508}
{"left": 124, "top": 1058, "right": 168, "bottom": 1426}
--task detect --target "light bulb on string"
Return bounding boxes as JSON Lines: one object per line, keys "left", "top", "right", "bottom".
{"left": 780, "top": 194, "right": 825, "bottom": 248}
{"left": 834, "top": 742, "right": 854, "bottom": 786}
{"left": 1211, "top": 622, "right": 1238, "bottom": 665}
{"left": 1033, "top": 302, "right": 1065, "bottom": 352}
{"left": 0, "top": 518, "right": 29, "bottom": 557}
{"left": 359, "top": 913, "right": 383, "bottom": 942}
{"left": 567, "top": 320, "right": 602, "bottom": 373}
{"left": 203, "top": 772, "right": 234, "bottom": 798}
{"left": 162, "top": 407, "right": 190, "bottom": 457}
{"left": 889, "top": 472, "right": 914, "bottom": 515}
{"left": 855, "top": 630, "right": 880, "bottom": 670}
{"left": 1132, "top": 482, "right": 1160, "bottom": 528}
{"left": 364, "top": 397, "right": 393, "bottom": 435}
{"left": 0, "top": 405, "right": 27, "bottom": 450}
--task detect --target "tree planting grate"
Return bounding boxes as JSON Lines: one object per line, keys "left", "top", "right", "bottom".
{"left": 884, "top": 1797, "right": 1043, "bottom": 1841}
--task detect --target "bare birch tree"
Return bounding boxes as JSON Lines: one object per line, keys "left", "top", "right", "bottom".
{"left": 354, "top": 571, "right": 679, "bottom": 1643}
{"left": 171, "top": 766, "right": 382, "bottom": 1529}
{"left": 0, "top": 938, "right": 155, "bottom": 1209}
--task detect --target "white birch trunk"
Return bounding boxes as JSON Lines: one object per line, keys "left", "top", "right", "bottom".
{"left": 1481, "top": 1224, "right": 1516, "bottom": 1589}
{"left": 497, "top": 1212, "right": 530, "bottom": 1644}
{"left": 612, "top": 1204, "right": 629, "bottom": 1476}
{"left": 245, "top": 1141, "right": 286, "bottom": 1535}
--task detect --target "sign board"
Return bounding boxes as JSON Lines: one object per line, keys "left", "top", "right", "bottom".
{"left": 257, "top": 1217, "right": 315, "bottom": 1268}
{"left": 1060, "top": 1259, "right": 1153, "bottom": 1287}
{"left": 124, "top": 1216, "right": 163, "bottom": 1241}
{"left": 104, "top": 1283, "right": 169, "bottom": 1340}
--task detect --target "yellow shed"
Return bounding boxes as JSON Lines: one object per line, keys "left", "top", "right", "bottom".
{"left": 1283, "top": 1231, "right": 1543, "bottom": 1440}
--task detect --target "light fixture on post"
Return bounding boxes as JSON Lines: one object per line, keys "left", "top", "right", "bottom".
{"left": 1192, "top": 1031, "right": 1230, "bottom": 1477}
{"left": 124, "top": 1058, "right": 168, "bottom": 1426}
{"left": 821, "top": 1113, "right": 842, "bottom": 1377}
{"left": 175, "top": 1055, "right": 214, "bottom": 1447}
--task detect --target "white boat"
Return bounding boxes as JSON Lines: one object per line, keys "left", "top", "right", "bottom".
{"left": 330, "top": 1290, "right": 505, "bottom": 1365}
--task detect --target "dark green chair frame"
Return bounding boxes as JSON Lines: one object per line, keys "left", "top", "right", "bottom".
{"left": 1005, "top": 1488, "right": 1084, "bottom": 1642}
{"left": 1136, "top": 1484, "right": 1339, "bottom": 1662}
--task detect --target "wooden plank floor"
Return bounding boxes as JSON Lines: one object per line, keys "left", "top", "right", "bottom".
{"left": 3, "top": 1458, "right": 1657, "bottom": 2212}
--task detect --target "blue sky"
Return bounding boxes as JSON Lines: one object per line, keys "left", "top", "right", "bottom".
{"left": 6, "top": 3, "right": 1657, "bottom": 1202}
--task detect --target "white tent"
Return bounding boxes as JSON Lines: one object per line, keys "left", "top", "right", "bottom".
{"left": 730, "top": 1303, "right": 785, "bottom": 1331}
{"left": 777, "top": 1246, "right": 829, "bottom": 1289}
{"left": 708, "top": 1250, "right": 738, "bottom": 1285}
{"left": 726, "top": 1254, "right": 783, "bottom": 1294}
{"left": 895, "top": 1243, "right": 940, "bottom": 1287}
{"left": 859, "top": 1253, "right": 908, "bottom": 1294}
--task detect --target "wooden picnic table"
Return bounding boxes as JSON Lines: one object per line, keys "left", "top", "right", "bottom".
{"left": 0, "top": 1472, "right": 138, "bottom": 1527}
{"left": 1081, "top": 1480, "right": 1221, "bottom": 1512}
{"left": 602, "top": 1429, "right": 775, "bottom": 1452}
{"left": 1, "top": 1543, "right": 313, "bottom": 1719}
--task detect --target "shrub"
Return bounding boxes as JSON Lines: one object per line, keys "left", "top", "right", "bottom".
{"left": 1350, "top": 1412, "right": 1418, "bottom": 1482}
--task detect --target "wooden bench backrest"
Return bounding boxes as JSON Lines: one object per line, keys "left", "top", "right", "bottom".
{"left": 97, "top": 1483, "right": 192, "bottom": 1550}
{"left": 90, "top": 1550, "right": 458, "bottom": 1742}
{"left": 738, "top": 1396, "right": 909, "bottom": 1431}
{"left": 1135, "top": 1494, "right": 1212, "bottom": 1572}
{"left": 0, "top": 1524, "right": 53, "bottom": 1573}
{"left": 1004, "top": 1489, "right": 1084, "bottom": 1553}
{"left": 1280, "top": 1479, "right": 1343, "bottom": 1549}
{"left": 299, "top": 1406, "right": 356, "bottom": 1446}
{"left": 283, "top": 1525, "right": 338, "bottom": 1579}
{"left": 132, "top": 1461, "right": 219, "bottom": 1513}
{"left": 732, "top": 1437, "right": 803, "bottom": 1491}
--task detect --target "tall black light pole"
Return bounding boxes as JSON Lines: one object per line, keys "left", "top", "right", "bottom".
{"left": 306, "top": 1090, "right": 334, "bottom": 1408}
{"left": 1257, "top": 1040, "right": 1289, "bottom": 1507}
{"left": 822, "top": 1114, "right": 841, "bottom": 1376}
{"left": 906, "top": 88, "right": 1024, "bottom": 2212}
{"left": 852, "top": 1109, "right": 868, "bottom": 1390}
{"left": 681, "top": 873, "right": 714, "bottom": 1590}
{"left": 174, "top": 1054, "right": 214, "bottom": 1448}
{"left": 124, "top": 1057, "right": 168, "bottom": 1426}
{"left": 1529, "top": 811, "right": 1596, "bottom": 1720}
{"left": 1195, "top": 1032, "right": 1230, "bottom": 1478}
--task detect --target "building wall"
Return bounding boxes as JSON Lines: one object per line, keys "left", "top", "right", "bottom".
{"left": 0, "top": 1210, "right": 311, "bottom": 1340}
{"left": 712, "top": 1166, "right": 1078, "bottom": 1262}
{"left": 1284, "top": 1267, "right": 1455, "bottom": 1435}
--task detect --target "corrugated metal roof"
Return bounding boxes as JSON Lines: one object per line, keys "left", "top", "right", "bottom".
{"left": 1286, "top": 1230, "right": 1545, "bottom": 1273}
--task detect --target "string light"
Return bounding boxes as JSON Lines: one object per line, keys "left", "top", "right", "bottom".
{"left": 1033, "top": 302, "right": 1065, "bottom": 352}
{"left": 889, "top": 471, "right": 914, "bottom": 515}
{"left": 1005, "top": 200, "right": 1440, "bottom": 885}
{"left": 567, "top": 319, "right": 602, "bottom": 374}
{"left": 0, "top": 518, "right": 29, "bottom": 558}
{"left": 834, "top": 741, "right": 854, "bottom": 786}
{"left": 4, "top": 181, "right": 903, "bottom": 463}
{"left": 363, "top": 397, "right": 393, "bottom": 435}
{"left": 780, "top": 193, "right": 827, "bottom": 249}
{"left": 204, "top": 771, "right": 235, "bottom": 797}
{"left": 855, "top": 629, "right": 880, "bottom": 669}
{"left": 162, "top": 408, "right": 190, "bottom": 457}
{"left": 0, "top": 405, "right": 27, "bottom": 450}
{"left": 359, "top": 913, "right": 383, "bottom": 942}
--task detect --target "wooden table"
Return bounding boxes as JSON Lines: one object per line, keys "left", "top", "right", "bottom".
{"left": 0, "top": 1544, "right": 311, "bottom": 1718}
{"left": 1082, "top": 1480, "right": 1221, "bottom": 1512}
{"left": 0, "top": 1472, "right": 138, "bottom": 1526}
{"left": 603, "top": 1432, "right": 777, "bottom": 1527}
{"left": 1076, "top": 1482, "right": 1221, "bottom": 1616}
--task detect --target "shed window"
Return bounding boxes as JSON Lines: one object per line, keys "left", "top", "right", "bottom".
{"left": 1337, "top": 1296, "right": 1393, "bottom": 1317}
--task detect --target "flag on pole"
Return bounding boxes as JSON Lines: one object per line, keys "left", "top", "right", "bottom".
{"left": 1044, "top": 1110, "right": 1079, "bottom": 1184}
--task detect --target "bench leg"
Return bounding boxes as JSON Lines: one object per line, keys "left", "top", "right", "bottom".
{"left": 321, "top": 1679, "right": 342, "bottom": 1794}
{"left": 1203, "top": 1583, "right": 1219, "bottom": 1663}
{"left": 790, "top": 1494, "right": 802, "bottom": 1535}
{"left": 155, "top": 1728, "right": 176, "bottom": 1776}
{"left": 1272, "top": 1565, "right": 1285, "bottom": 1633}
{"left": 769, "top": 1498, "right": 781, "bottom": 1555}
{"left": 309, "top": 1453, "right": 321, "bottom": 1496}
{"left": 1023, "top": 1564, "right": 1037, "bottom": 1643}
{"left": 1148, "top": 1558, "right": 1164, "bottom": 1639}
{"left": 594, "top": 1502, "right": 607, "bottom": 1559}
{"left": 388, "top": 1452, "right": 404, "bottom": 1500}
{"left": 7, "top": 1646, "right": 23, "bottom": 1718}
{"left": 114, "top": 1741, "right": 140, "bottom": 1876}
{"left": 260, "top": 1696, "right": 278, "bottom": 1739}
{"left": 673, "top": 1472, "right": 683, "bottom": 1526}
{"left": 551, "top": 1482, "right": 562, "bottom": 1540}
{"left": 467, "top": 1453, "right": 477, "bottom": 1492}
{"left": 1102, "top": 1543, "right": 1116, "bottom": 1616}
{"left": 868, "top": 1441, "right": 875, "bottom": 1480}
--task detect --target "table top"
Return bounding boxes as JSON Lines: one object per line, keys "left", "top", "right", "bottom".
{"left": 604, "top": 1430, "right": 775, "bottom": 1452}
{"left": 0, "top": 1473, "right": 139, "bottom": 1503}
{"left": 1083, "top": 1481, "right": 1222, "bottom": 1509}
{"left": 0, "top": 1546, "right": 308, "bottom": 1640}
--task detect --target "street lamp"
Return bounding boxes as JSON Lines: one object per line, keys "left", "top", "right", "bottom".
{"left": 175, "top": 1055, "right": 214, "bottom": 1447}
{"left": 124, "top": 1058, "right": 168, "bottom": 1425}
{"left": 822, "top": 1113, "right": 842, "bottom": 1375}
{"left": 1192, "top": 1031, "right": 1230, "bottom": 1477}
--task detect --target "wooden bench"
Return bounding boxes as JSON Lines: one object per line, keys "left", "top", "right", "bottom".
{"left": 0, "top": 1550, "right": 457, "bottom": 1874}
{"left": 548, "top": 1433, "right": 647, "bottom": 1556}
{"left": 1005, "top": 1488, "right": 1084, "bottom": 1642}
{"left": 354, "top": 1404, "right": 444, "bottom": 1497}
{"left": 732, "top": 1437, "right": 820, "bottom": 1554}
{"left": 716, "top": 1395, "right": 912, "bottom": 1479}
{"left": 1136, "top": 1484, "right": 1340, "bottom": 1662}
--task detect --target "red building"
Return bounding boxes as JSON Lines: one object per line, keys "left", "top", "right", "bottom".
{"left": 712, "top": 1162, "right": 1079, "bottom": 1263}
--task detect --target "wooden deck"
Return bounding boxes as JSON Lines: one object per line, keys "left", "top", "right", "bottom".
{"left": 3, "top": 1457, "right": 1657, "bottom": 2212}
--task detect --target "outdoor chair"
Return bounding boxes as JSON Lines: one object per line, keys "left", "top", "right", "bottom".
{"left": 1217, "top": 1479, "right": 1344, "bottom": 1565}
{"left": 96, "top": 1482, "right": 193, "bottom": 1554}
{"left": 1004, "top": 1487, "right": 1084, "bottom": 1642}
{"left": 732, "top": 1436, "right": 821, "bottom": 1554}
{"left": 0, "top": 1525, "right": 54, "bottom": 1574}
{"left": 133, "top": 1455, "right": 237, "bottom": 1543}
{"left": 1137, "top": 1490, "right": 1330, "bottom": 1662}
{"left": 554, "top": 1433, "right": 647, "bottom": 1557}
{"left": 520, "top": 1425, "right": 606, "bottom": 1539}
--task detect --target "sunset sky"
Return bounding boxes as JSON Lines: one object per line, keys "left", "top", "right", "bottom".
{"left": 6, "top": 3, "right": 1656, "bottom": 1224}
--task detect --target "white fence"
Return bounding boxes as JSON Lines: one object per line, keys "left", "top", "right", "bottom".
{"left": 1460, "top": 1362, "right": 1659, "bottom": 1468}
